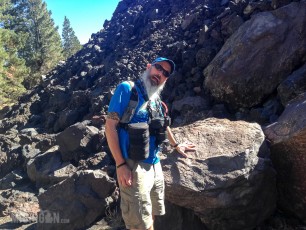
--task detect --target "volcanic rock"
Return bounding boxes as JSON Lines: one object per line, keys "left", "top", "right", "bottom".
{"left": 161, "top": 118, "right": 276, "bottom": 230}
{"left": 37, "top": 170, "right": 116, "bottom": 230}
{"left": 204, "top": 1, "right": 306, "bottom": 108}
{"left": 264, "top": 92, "right": 306, "bottom": 222}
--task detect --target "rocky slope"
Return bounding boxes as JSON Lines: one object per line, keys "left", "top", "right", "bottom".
{"left": 1, "top": 0, "right": 306, "bottom": 229}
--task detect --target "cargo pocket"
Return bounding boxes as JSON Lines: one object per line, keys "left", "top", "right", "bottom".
{"left": 121, "top": 198, "right": 143, "bottom": 227}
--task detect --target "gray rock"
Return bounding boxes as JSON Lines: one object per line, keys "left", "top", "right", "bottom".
{"left": 196, "top": 45, "right": 219, "bottom": 68}
{"left": 248, "top": 97, "right": 283, "bottom": 125}
{"left": 208, "top": 103, "right": 231, "bottom": 119}
{"left": 22, "top": 144, "right": 41, "bottom": 163}
{"left": 181, "top": 13, "right": 198, "bottom": 30}
{"left": 221, "top": 0, "right": 229, "bottom": 6}
{"left": 193, "top": 86, "right": 201, "bottom": 94}
{"left": 0, "top": 106, "right": 10, "bottom": 120}
{"left": 77, "top": 152, "right": 114, "bottom": 176}
{"left": 56, "top": 121, "right": 101, "bottom": 162}
{"left": 37, "top": 170, "right": 116, "bottom": 230}
{"left": 198, "top": 24, "right": 210, "bottom": 45}
{"left": 0, "top": 169, "right": 27, "bottom": 190}
{"left": 243, "top": 1, "right": 273, "bottom": 15}
{"left": 277, "top": 62, "right": 306, "bottom": 106}
{"left": 220, "top": 13, "right": 244, "bottom": 39}
{"left": 172, "top": 96, "right": 209, "bottom": 113}
{"left": 0, "top": 140, "right": 22, "bottom": 179}
{"left": 161, "top": 118, "right": 276, "bottom": 230}
{"left": 47, "top": 86, "right": 69, "bottom": 110}
{"left": 204, "top": 1, "right": 306, "bottom": 108}
{"left": 20, "top": 128, "right": 38, "bottom": 136}
{"left": 26, "top": 146, "right": 77, "bottom": 188}
{"left": 271, "top": 0, "right": 293, "bottom": 9}
{"left": 0, "top": 188, "right": 39, "bottom": 222}
{"left": 229, "top": 0, "right": 249, "bottom": 15}
{"left": 10, "top": 205, "right": 38, "bottom": 224}
{"left": 264, "top": 92, "right": 306, "bottom": 223}
{"left": 53, "top": 109, "right": 82, "bottom": 133}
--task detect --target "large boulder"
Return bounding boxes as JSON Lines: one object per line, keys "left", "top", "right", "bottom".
{"left": 37, "top": 170, "right": 116, "bottom": 230}
{"left": 26, "top": 146, "right": 77, "bottom": 188}
{"left": 161, "top": 118, "right": 276, "bottom": 230}
{"left": 56, "top": 121, "right": 104, "bottom": 162}
{"left": 204, "top": 1, "right": 306, "bottom": 108}
{"left": 264, "top": 92, "right": 306, "bottom": 223}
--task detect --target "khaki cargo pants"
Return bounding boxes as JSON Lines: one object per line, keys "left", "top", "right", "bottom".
{"left": 119, "top": 159, "right": 165, "bottom": 229}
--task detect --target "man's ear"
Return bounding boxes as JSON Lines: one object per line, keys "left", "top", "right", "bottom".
{"left": 146, "top": 63, "right": 151, "bottom": 70}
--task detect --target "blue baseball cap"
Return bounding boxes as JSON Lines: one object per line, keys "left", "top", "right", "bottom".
{"left": 151, "top": 57, "right": 176, "bottom": 75}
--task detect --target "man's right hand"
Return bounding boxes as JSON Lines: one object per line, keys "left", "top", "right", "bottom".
{"left": 106, "top": 117, "right": 133, "bottom": 187}
{"left": 117, "top": 164, "right": 132, "bottom": 187}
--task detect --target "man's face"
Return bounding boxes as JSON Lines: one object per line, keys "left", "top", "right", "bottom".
{"left": 146, "top": 61, "right": 171, "bottom": 86}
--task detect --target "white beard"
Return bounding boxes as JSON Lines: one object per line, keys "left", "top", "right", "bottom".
{"left": 140, "top": 71, "right": 165, "bottom": 100}
{"left": 139, "top": 71, "right": 166, "bottom": 110}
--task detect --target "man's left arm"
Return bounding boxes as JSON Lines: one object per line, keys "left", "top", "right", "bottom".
{"left": 166, "top": 126, "right": 196, "bottom": 157}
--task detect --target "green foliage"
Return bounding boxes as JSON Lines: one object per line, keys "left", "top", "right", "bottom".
{"left": 4, "top": 0, "right": 63, "bottom": 89}
{"left": 0, "top": 0, "right": 28, "bottom": 105}
{"left": 24, "top": 0, "right": 63, "bottom": 88}
{"left": 62, "top": 16, "right": 82, "bottom": 59}
{"left": 0, "top": 0, "right": 65, "bottom": 106}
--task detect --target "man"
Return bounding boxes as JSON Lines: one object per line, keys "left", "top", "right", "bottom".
{"left": 105, "top": 57, "right": 195, "bottom": 230}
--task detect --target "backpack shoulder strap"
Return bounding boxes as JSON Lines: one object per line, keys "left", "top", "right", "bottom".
{"left": 120, "top": 81, "right": 138, "bottom": 124}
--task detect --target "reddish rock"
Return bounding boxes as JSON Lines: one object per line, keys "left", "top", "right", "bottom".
{"left": 264, "top": 92, "right": 306, "bottom": 223}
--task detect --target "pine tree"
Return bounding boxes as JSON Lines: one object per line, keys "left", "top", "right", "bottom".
{"left": 5, "top": 0, "right": 63, "bottom": 88}
{"left": 62, "top": 16, "right": 82, "bottom": 59}
{"left": 25, "top": 0, "right": 63, "bottom": 88}
{"left": 0, "top": 0, "right": 28, "bottom": 106}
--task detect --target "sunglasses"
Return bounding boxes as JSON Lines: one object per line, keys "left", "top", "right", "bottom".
{"left": 153, "top": 63, "right": 171, "bottom": 78}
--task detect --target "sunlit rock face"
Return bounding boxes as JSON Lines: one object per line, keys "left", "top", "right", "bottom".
{"left": 162, "top": 118, "right": 276, "bottom": 230}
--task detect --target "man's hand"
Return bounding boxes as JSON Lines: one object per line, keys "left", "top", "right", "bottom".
{"left": 117, "top": 165, "right": 132, "bottom": 187}
{"left": 175, "top": 142, "right": 196, "bottom": 157}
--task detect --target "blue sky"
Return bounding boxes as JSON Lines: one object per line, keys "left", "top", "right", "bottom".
{"left": 44, "top": 0, "right": 120, "bottom": 44}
